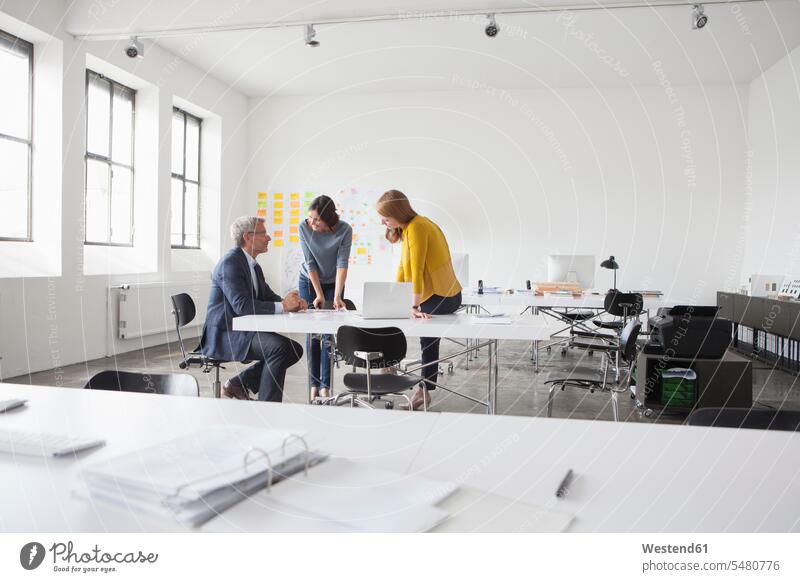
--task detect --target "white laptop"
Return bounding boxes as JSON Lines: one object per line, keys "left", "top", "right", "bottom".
{"left": 359, "top": 282, "right": 413, "bottom": 319}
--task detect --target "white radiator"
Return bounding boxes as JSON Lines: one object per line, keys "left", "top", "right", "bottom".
{"left": 115, "top": 281, "right": 211, "bottom": 340}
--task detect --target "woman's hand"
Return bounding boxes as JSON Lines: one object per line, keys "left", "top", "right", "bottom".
{"left": 412, "top": 307, "right": 431, "bottom": 320}
{"left": 333, "top": 296, "right": 347, "bottom": 311}
{"left": 313, "top": 295, "right": 325, "bottom": 310}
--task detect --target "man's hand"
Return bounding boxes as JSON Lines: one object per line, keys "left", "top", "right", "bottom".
{"left": 333, "top": 297, "right": 347, "bottom": 311}
{"left": 282, "top": 291, "right": 306, "bottom": 312}
{"left": 313, "top": 294, "right": 325, "bottom": 310}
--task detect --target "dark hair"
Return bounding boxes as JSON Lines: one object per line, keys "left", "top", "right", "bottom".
{"left": 376, "top": 189, "right": 417, "bottom": 243}
{"left": 308, "top": 195, "right": 339, "bottom": 229}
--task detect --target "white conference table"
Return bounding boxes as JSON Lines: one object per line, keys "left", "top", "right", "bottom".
{"left": 234, "top": 311, "right": 559, "bottom": 414}
{"left": 1, "top": 383, "right": 798, "bottom": 533}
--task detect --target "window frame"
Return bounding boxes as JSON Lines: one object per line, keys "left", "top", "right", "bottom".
{"left": 83, "top": 69, "right": 136, "bottom": 247}
{"left": 0, "top": 28, "right": 34, "bottom": 242}
{"left": 170, "top": 106, "right": 202, "bottom": 250}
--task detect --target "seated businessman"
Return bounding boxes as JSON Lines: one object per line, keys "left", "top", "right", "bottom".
{"left": 200, "top": 216, "right": 307, "bottom": 402}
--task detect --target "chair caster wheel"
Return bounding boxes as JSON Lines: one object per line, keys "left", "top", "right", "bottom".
{"left": 547, "top": 346, "right": 551, "bottom": 353}
{"left": 561, "top": 349, "right": 567, "bottom": 356}
{"left": 588, "top": 350, "right": 594, "bottom": 356}
{"left": 385, "top": 402, "right": 394, "bottom": 410}
{"left": 447, "top": 363, "right": 454, "bottom": 375}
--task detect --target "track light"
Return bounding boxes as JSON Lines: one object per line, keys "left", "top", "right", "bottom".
{"left": 125, "top": 36, "right": 144, "bottom": 58}
{"left": 305, "top": 24, "right": 319, "bottom": 47}
{"left": 691, "top": 5, "right": 708, "bottom": 30}
{"left": 485, "top": 13, "right": 498, "bottom": 38}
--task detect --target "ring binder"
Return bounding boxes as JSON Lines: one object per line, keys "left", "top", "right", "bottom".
{"left": 281, "top": 434, "right": 311, "bottom": 476}
{"left": 244, "top": 447, "right": 274, "bottom": 492}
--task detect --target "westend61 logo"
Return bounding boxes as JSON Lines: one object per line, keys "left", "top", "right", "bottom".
{"left": 19, "top": 541, "right": 158, "bottom": 574}
{"left": 20, "top": 542, "right": 46, "bottom": 570}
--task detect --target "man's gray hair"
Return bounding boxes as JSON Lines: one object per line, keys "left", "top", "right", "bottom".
{"left": 231, "top": 216, "right": 265, "bottom": 247}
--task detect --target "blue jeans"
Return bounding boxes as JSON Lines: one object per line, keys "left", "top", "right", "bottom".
{"left": 298, "top": 274, "right": 337, "bottom": 389}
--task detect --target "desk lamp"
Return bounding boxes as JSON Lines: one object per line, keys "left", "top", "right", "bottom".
{"left": 600, "top": 256, "right": 619, "bottom": 289}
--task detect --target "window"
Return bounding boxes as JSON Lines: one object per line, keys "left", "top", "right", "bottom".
{"left": 171, "top": 107, "right": 201, "bottom": 248}
{"left": 84, "top": 69, "right": 135, "bottom": 246}
{"left": 0, "top": 29, "right": 33, "bottom": 241}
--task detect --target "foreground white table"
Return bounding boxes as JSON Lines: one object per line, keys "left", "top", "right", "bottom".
{"left": 234, "top": 312, "right": 559, "bottom": 413}
{"left": 1, "top": 384, "right": 798, "bottom": 533}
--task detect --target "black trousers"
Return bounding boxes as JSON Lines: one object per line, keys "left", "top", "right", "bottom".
{"left": 419, "top": 292, "right": 462, "bottom": 390}
{"left": 237, "top": 332, "right": 303, "bottom": 402}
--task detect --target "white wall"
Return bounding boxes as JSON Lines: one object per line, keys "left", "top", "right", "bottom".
{"left": 0, "top": 1, "right": 251, "bottom": 380}
{"left": 744, "top": 46, "right": 800, "bottom": 283}
{"left": 247, "top": 84, "right": 748, "bottom": 304}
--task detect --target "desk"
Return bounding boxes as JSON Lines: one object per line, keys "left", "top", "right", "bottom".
{"left": 233, "top": 312, "right": 558, "bottom": 414}
{"left": 1, "top": 384, "right": 798, "bottom": 532}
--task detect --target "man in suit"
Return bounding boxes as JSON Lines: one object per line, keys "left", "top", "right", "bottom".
{"left": 200, "top": 216, "right": 307, "bottom": 401}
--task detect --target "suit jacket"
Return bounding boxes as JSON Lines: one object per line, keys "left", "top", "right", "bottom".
{"left": 199, "top": 247, "right": 282, "bottom": 361}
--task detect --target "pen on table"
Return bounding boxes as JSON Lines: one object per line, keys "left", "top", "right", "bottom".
{"left": 555, "top": 469, "right": 574, "bottom": 498}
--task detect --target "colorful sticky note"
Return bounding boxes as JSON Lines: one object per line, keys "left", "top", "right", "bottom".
{"left": 257, "top": 200, "right": 267, "bottom": 208}
{"left": 257, "top": 192, "right": 267, "bottom": 200}
{"left": 273, "top": 192, "right": 284, "bottom": 200}
{"left": 357, "top": 247, "right": 367, "bottom": 255}
{"left": 290, "top": 218, "right": 299, "bottom": 225}
{"left": 273, "top": 230, "right": 284, "bottom": 237}
{"left": 289, "top": 226, "right": 299, "bottom": 234}
{"left": 290, "top": 209, "right": 300, "bottom": 217}
{"left": 256, "top": 208, "right": 266, "bottom": 217}
{"left": 273, "top": 218, "right": 283, "bottom": 225}
{"left": 290, "top": 201, "right": 300, "bottom": 208}
{"left": 289, "top": 235, "right": 300, "bottom": 243}
{"left": 274, "top": 202, "right": 283, "bottom": 209}
{"left": 290, "top": 192, "right": 300, "bottom": 200}
{"left": 273, "top": 239, "right": 284, "bottom": 247}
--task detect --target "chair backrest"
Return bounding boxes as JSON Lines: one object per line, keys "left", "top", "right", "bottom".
{"left": 321, "top": 299, "right": 357, "bottom": 311}
{"left": 171, "top": 293, "right": 196, "bottom": 328}
{"left": 336, "top": 326, "right": 407, "bottom": 369}
{"left": 84, "top": 370, "right": 199, "bottom": 397}
{"left": 619, "top": 319, "right": 642, "bottom": 364}
{"left": 686, "top": 407, "right": 800, "bottom": 432}
{"left": 170, "top": 293, "right": 197, "bottom": 362}
{"left": 605, "top": 290, "right": 644, "bottom": 317}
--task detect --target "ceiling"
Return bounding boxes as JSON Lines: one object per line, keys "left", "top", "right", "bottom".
{"left": 65, "top": 0, "right": 800, "bottom": 96}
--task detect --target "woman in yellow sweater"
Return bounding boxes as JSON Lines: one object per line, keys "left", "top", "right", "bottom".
{"left": 376, "top": 190, "right": 462, "bottom": 410}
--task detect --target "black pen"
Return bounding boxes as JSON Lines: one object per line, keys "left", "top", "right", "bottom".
{"left": 555, "top": 469, "right": 574, "bottom": 498}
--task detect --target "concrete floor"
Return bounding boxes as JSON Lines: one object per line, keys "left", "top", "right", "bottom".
{"left": 5, "top": 334, "right": 800, "bottom": 424}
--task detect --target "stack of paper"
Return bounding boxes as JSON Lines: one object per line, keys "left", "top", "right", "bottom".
{"left": 81, "top": 426, "right": 323, "bottom": 527}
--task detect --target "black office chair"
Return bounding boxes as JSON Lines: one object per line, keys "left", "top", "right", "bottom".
{"left": 333, "top": 325, "right": 423, "bottom": 410}
{"left": 85, "top": 370, "right": 199, "bottom": 397}
{"left": 170, "top": 293, "right": 230, "bottom": 398}
{"left": 545, "top": 319, "right": 642, "bottom": 421}
{"left": 591, "top": 290, "right": 644, "bottom": 334}
{"left": 686, "top": 407, "right": 800, "bottom": 432}
{"left": 569, "top": 291, "right": 644, "bottom": 380}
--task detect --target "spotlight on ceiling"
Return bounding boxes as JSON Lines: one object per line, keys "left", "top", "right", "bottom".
{"left": 485, "top": 14, "right": 499, "bottom": 38}
{"left": 692, "top": 4, "right": 708, "bottom": 30}
{"left": 125, "top": 36, "right": 144, "bottom": 58}
{"left": 305, "top": 24, "right": 320, "bottom": 47}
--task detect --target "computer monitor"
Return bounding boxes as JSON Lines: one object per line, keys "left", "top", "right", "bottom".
{"left": 546, "top": 255, "right": 596, "bottom": 289}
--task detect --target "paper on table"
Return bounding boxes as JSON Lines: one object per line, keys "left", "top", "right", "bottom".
{"left": 470, "top": 316, "right": 512, "bottom": 325}
{"left": 432, "top": 487, "right": 575, "bottom": 533}
{"left": 202, "top": 458, "right": 456, "bottom": 533}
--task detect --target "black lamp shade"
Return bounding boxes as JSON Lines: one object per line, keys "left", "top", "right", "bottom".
{"left": 600, "top": 256, "right": 619, "bottom": 270}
